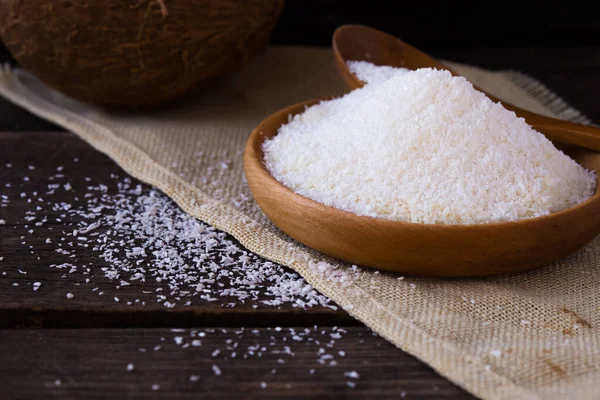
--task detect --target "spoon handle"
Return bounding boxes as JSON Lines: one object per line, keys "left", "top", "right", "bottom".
{"left": 524, "top": 112, "right": 600, "bottom": 151}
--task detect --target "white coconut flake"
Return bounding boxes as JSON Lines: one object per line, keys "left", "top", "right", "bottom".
{"left": 344, "top": 371, "right": 360, "bottom": 379}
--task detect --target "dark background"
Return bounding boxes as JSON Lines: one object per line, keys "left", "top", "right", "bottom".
{"left": 2, "top": 1, "right": 598, "bottom": 60}
{"left": 270, "top": 1, "right": 599, "bottom": 49}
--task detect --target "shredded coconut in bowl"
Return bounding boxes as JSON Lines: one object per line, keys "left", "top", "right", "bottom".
{"left": 262, "top": 68, "right": 596, "bottom": 225}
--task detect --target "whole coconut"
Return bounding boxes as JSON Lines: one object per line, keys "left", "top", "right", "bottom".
{"left": 0, "top": 0, "right": 284, "bottom": 108}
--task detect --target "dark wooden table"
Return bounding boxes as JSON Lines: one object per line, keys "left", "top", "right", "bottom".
{"left": 1, "top": 46, "right": 598, "bottom": 400}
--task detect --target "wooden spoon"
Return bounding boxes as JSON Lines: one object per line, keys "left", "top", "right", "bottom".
{"left": 244, "top": 99, "right": 600, "bottom": 277}
{"left": 333, "top": 24, "right": 600, "bottom": 152}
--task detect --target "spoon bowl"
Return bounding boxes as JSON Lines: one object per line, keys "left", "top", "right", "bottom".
{"left": 244, "top": 99, "right": 600, "bottom": 277}
{"left": 333, "top": 24, "right": 600, "bottom": 152}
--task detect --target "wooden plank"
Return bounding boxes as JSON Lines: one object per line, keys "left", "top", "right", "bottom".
{"left": 0, "top": 132, "right": 353, "bottom": 328}
{"left": 0, "top": 327, "right": 474, "bottom": 400}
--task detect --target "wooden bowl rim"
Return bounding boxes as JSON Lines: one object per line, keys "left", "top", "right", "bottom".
{"left": 244, "top": 98, "right": 600, "bottom": 232}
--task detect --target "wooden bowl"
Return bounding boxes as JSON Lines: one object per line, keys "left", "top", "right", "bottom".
{"left": 244, "top": 99, "right": 600, "bottom": 277}
{"left": 0, "top": 0, "right": 284, "bottom": 108}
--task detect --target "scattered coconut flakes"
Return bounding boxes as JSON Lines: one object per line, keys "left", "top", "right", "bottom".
{"left": 260, "top": 382, "right": 267, "bottom": 389}
{"left": 10, "top": 173, "right": 332, "bottom": 310}
{"left": 189, "top": 375, "right": 200, "bottom": 382}
{"left": 33, "top": 282, "right": 41, "bottom": 291}
{"left": 151, "top": 384, "right": 160, "bottom": 391}
{"left": 212, "top": 365, "right": 222, "bottom": 376}
{"left": 66, "top": 293, "right": 74, "bottom": 299}
{"left": 126, "top": 363, "right": 134, "bottom": 372}
{"left": 3, "top": 166, "right": 373, "bottom": 387}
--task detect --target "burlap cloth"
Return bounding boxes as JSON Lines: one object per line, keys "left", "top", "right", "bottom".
{"left": 1, "top": 47, "right": 599, "bottom": 399}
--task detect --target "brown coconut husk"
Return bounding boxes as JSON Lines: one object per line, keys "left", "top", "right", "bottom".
{"left": 0, "top": 0, "right": 284, "bottom": 108}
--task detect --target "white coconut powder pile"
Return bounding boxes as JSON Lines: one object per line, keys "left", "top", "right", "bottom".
{"left": 263, "top": 67, "right": 596, "bottom": 224}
